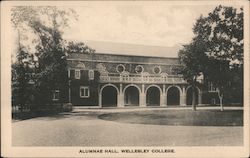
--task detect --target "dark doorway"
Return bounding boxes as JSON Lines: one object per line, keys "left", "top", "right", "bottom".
{"left": 167, "top": 86, "right": 180, "bottom": 105}
{"left": 102, "top": 86, "right": 117, "bottom": 107}
{"left": 186, "top": 87, "right": 198, "bottom": 105}
{"left": 124, "top": 86, "right": 139, "bottom": 106}
{"left": 146, "top": 87, "right": 160, "bottom": 106}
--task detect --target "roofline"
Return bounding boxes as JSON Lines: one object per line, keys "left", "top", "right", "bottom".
{"left": 95, "top": 52, "right": 179, "bottom": 59}
{"left": 71, "top": 52, "right": 179, "bottom": 60}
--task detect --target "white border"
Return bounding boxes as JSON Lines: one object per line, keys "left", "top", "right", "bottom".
{"left": 1, "top": 1, "right": 249, "bottom": 157}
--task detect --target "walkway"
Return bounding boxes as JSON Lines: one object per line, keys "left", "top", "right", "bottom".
{"left": 12, "top": 107, "right": 243, "bottom": 146}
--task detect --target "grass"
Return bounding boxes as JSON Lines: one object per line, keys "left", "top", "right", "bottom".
{"left": 98, "top": 109, "right": 243, "bottom": 126}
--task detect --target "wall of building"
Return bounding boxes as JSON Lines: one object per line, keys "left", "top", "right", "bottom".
{"left": 69, "top": 69, "right": 99, "bottom": 106}
{"left": 65, "top": 53, "right": 243, "bottom": 107}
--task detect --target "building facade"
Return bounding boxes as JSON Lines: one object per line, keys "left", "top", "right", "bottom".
{"left": 64, "top": 52, "right": 210, "bottom": 108}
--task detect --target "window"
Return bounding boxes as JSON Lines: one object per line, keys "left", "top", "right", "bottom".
{"left": 89, "top": 70, "right": 94, "bottom": 80}
{"left": 116, "top": 64, "right": 125, "bottom": 73}
{"left": 52, "top": 90, "right": 60, "bottom": 101}
{"left": 80, "top": 86, "right": 90, "bottom": 98}
{"left": 122, "top": 74, "right": 129, "bottom": 81}
{"left": 75, "top": 69, "right": 80, "bottom": 79}
{"left": 135, "top": 65, "right": 144, "bottom": 73}
{"left": 162, "top": 76, "right": 167, "bottom": 82}
{"left": 143, "top": 74, "right": 149, "bottom": 82}
{"left": 153, "top": 66, "right": 161, "bottom": 74}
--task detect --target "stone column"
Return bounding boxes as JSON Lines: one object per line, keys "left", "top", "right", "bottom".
{"left": 160, "top": 85, "right": 167, "bottom": 107}
{"left": 68, "top": 80, "right": 71, "bottom": 103}
{"left": 180, "top": 86, "right": 187, "bottom": 106}
{"left": 117, "top": 84, "right": 124, "bottom": 107}
{"left": 98, "top": 93, "right": 102, "bottom": 108}
{"left": 165, "top": 85, "right": 168, "bottom": 107}
{"left": 140, "top": 84, "right": 146, "bottom": 107}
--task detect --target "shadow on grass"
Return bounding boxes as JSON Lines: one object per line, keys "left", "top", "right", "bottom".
{"left": 12, "top": 111, "right": 64, "bottom": 122}
{"left": 12, "top": 110, "right": 103, "bottom": 122}
{"left": 98, "top": 109, "right": 243, "bottom": 126}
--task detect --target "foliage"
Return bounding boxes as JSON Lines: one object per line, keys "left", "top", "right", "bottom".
{"left": 195, "top": 5, "right": 243, "bottom": 110}
{"left": 11, "top": 6, "right": 78, "bottom": 109}
{"left": 178, "top": 37, "right": 208, "bottom": 110}
{"left": 179, "top": 5, "right": 243, "bottom": 110}
{"left": 66, "top": 41, "right": 95, "bottom": 54}
{"left": 12, "top": 46, "right": 35, "bottom": 111}
{"left": 179, "top": 37, "right": 208, "bottom": 82}
{"left": 193, "top": 5, "right": 243, "bottom": 63}
{"left": 31, "top": 20, "right": 68, "bottom": 106}
{"left": 11, "top": 6, "right": 78, "bottom": 31}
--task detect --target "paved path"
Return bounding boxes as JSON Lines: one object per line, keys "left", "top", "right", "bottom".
{"left": 12, "top": 108, "right": 243, "bottom": 146}
{"left": 73, "top": 106, "right": 243, "bottom": 112}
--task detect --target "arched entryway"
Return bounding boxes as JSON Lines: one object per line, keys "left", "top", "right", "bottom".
{"left": 124, "top": 86, "right": 140, "bottom": 106}
{"left": 146, "top": 86, "right": 161, "bottom": 106}
{"left": 186, "top": 86, "right": 199, "bottom": 106}
{"left": 167, "top": 86, "right": 181, "bottom": 105}
{"left": 101, "top": 85, "right": 118, "bottom": 107}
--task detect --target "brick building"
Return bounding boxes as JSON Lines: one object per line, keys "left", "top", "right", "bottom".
{"left": 64, "top": 52, "right": 206, "bottom": 107}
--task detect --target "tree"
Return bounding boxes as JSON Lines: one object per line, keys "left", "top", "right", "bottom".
{"left": 11, "top": 6, "right": 78, "bottom": 109}
{"left": 178, "top": 37, "right": 208, "bottom": 111}
{"left": 66, "top": 41, "right": 95, "bottom": 54}
{"left": 193, "top": 5, "right": 243, "bottom": 111}
{"left": 31, "top": 20, "right": 68, "bottom": 106}
{"left": 12, "top": 46, "right": 35, "bottom": 111}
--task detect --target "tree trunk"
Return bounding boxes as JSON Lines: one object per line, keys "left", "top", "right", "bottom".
{"left": 219, "top": 96, "right": 223, "bottom": 111}
{"left": 192, "top": 85, "right": 196, "bottom": 111}
{"left": 217, "top": 90, "right": 224, "bottom": 111}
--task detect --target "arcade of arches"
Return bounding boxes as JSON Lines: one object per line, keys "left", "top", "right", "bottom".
{"left": 146, "top": 86, "right": 160, "bottom": 106}
{"left": 99, "top": 84, "right": 202, "bottom": 107}
{"left": 124, "top": 86, "right": 139, "bottom": 106}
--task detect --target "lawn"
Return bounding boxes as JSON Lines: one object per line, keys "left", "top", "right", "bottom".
{"left": 98, "top": 109, "right": 243, "bottom": 126}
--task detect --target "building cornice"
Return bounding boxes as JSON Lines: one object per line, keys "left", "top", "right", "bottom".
{"left": 67, "top": 58, "right": 182, "bottom": 66}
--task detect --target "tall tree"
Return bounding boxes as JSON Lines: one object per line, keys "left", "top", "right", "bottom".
{"left": 193, "top": 5, "right": 243, "bottom": 111}
{"left": 11, "top": 6, "right": 78, "bottom": 108}
{"left": 178, "top": 37, "right": 208, "bottom": 110}
{"left": 12, "top": 46, "right": 35, "bottom": 111}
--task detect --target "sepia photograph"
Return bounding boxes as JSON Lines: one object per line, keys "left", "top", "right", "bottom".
{"left": 1, "top": 0, "right": 249, "bottom": 157}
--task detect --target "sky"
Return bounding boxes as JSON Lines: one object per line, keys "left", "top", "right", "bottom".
{"left": 11, "top": 2, "right": 242, "bottom": 58}
{"left": 62, "top": 4, "right": 217, "bottom": 52}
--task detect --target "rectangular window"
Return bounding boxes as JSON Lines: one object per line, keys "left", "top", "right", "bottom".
{"left": 89, "top": 70, "right": 94, "bottom": 80}
{"left": 80, "top": 86, "right": 90, "bottom": 98}
{"left": 53, "top": 90, "right": 60, "bottom": 101}
{"left": 75, "top": 69, "right": 80, "bottom": 79}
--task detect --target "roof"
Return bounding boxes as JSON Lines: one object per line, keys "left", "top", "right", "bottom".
{"left": 84, "top": 40, "right": 182, "bottom": 58}
{"left": 67, "top": 52, "right": 180, "bottom": 65}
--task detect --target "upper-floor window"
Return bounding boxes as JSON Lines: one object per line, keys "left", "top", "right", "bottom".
{"left": 153, "top": 66, "right": 161, "bottom": 74}
{"left": 135, "top": 65, "right": 144, "bottom": 74}
{"left": 52, "top": 90, "right": 60, "bottom": 101}
{"left": 122, "top": 74, "right": 129, "bottom": 81}
{"left": 75, "top": 69, "right": 80, "bottom": 79}
{"left": 116, "top": 64, "right": 125, "bottom": 73}
{"left": 80, "top": 86, "right": 90, "bottom": 98}
{"left": 89, "top": 70, "right": 94, "bottom": 80}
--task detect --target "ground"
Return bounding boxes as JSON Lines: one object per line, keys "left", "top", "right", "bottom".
{"left": 12, "top": 107, "right": 243, "bottom": 146}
